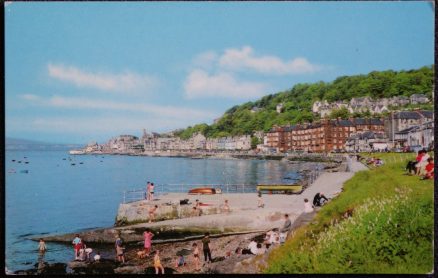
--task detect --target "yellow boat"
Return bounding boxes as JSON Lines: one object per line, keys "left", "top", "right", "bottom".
{"left": 256, "top": 184, "right": 303, "bottom": 194}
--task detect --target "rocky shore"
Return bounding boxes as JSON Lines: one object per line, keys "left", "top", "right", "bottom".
{"left": 18, "top": 211, "right": 319, "bottom": 275}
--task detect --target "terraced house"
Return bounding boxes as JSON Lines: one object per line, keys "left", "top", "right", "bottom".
{"left": 267, "top": 118, "right": 384, "bottom": 153}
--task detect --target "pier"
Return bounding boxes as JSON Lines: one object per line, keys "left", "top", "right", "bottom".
{"left": 38, "top": 157, "right": 367, "bottom": 244}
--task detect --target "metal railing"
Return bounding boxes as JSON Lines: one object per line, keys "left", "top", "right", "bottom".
{"left": 122, "top": 170, "right": 324, "bottom": 204}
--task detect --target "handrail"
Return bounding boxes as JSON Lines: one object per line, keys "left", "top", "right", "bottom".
{"left": 122, "top": 170, "right": 324, "bottom": 204}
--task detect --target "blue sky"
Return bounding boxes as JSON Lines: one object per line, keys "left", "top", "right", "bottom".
{"left": 5, "top": 1, "right": 434, "bottom": 144}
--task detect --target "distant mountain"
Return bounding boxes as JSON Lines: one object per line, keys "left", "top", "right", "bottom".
{"left": 5, "top": 137, "right": 83, "bottom": 151}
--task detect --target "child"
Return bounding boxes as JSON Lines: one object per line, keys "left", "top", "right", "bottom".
{"left": 148, "top": 205, "right": 158, "bottom": 223}
{"left": 174, "top": 255, "right": 185, "bottom": 268}
{"left": 257, "top": 193, "right": 264, "bottom": 208}
{"left": 154, "top": 250, "right": 165, "bottom": 274}
{"left": 192, "top": 243, "right": 200, "bottom": 271}
{"left": 116, "top": 243, "right": 125, "bottom": 263}
{"left": 221, "top": 200, "right": 230, "bottom": 213}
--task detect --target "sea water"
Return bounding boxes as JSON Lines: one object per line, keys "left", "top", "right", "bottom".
{"left": 5, "top": 150, "right": 315, "bottom": 272}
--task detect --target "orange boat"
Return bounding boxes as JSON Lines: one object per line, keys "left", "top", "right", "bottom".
{"left": 188, "top": 187, "right": 221, "bottom": 195}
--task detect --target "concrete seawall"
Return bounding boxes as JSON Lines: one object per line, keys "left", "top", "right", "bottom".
{"left": 37, "top": 158, "right": 367, "bottom": 244}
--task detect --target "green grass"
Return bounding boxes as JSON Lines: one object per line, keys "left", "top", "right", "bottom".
{"left": 265, "top": 153, "right": 434, "bottom": 274}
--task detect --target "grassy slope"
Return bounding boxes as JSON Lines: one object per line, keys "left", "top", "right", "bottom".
{"left": 265, "top": 153, "right": 434, "bottom": 274}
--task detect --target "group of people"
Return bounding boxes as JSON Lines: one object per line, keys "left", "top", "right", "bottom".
{"left": 145, "top": 181, "right": 156, "bottom": 201}
{"left": 366, "top": 157, "right": 384, "bottom": 167}
{"left": 141, "top": 230, "right": 214, "bottom": 273}
{"left": 406, "top": 149, "right": 434, "bottom": 179}
{"left": 70, "top": 234, "right": 101, "bottom": 262}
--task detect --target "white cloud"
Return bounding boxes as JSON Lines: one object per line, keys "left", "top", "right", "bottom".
{"left": 19, "top": 94, "right": 40, "bottom": 101}
{"left": 47, "top": 63, "right": 158, "bottom": 93}
{"left": 219, "top": 46, "right": 321, "bottom": 75}
{"left": 184, "top": 69, "right": 268, "bottom": 99}
{"left": 192, "top": 51, "right": 218, "bottom": 70}
{"left": 20, "top": 95, "right": 218, "bottom": 121}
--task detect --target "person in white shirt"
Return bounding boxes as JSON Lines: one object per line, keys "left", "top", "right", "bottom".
{"left": 248, "top": 240, "right": 258, "bottom": 255}
{"left": 304, "top": 198, "right": 314, "bottom": 213}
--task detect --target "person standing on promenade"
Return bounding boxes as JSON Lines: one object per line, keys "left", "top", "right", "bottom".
{"left": 221, "top": 199, "right": 230, "bottom": 213}
{"left": 72, "top": 234, "right": 82, "bottom": 260}
{"left": 202, "top": 232, "right": 213, "bottom": 265}
{"left": 257, "top": 192, "right": 265, "bottom": 208}
{"left": 150, "top": 183, "right": 155, "bottom": 201}
{"left": 146, "top": 181, "right": 151, "bottom": 200}
{"left": 38, "top": 238, "right": 47, "bottom": 253}
{"left": 192, "top": 243, "right": 201, "bottom": 271}
{"left": 304, "top": 198, "right": 314, "bottom": 213}
{"left": 149, "top": 205, "right": 158, "bottom": 223}
{"left": 280, "top": 214, "right": 292, "bottom": 233}
{"left": 154, "top": 250, "right": 165, "bottom": 274}
{"left": 143, "top": 228, "right": 154, "bottom": 256}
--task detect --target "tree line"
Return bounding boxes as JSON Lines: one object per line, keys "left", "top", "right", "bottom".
{"left": 175, "top": 65, "right": 434, "bottom": 140}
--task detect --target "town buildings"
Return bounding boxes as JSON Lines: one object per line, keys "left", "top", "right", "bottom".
{"left": 312, "top": 94, "right": 430, "bottom": 118}
{"left": 394, "top": 121, "right": 434, "bottom": 150}
{"left": 384, "top": 110, "right": 433, "bottom": 143}
{"left": 266, "top": 118, "right": 385, "bottom": 153}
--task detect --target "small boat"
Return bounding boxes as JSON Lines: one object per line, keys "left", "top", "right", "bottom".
{"left": 62, "top": 158, "right": 66, "bottom": 160}
{"left": 79, "top": 162, "right": 84, "bottom": 164}
{"left": 18, "top": 161, "right": 22, "bottom": 163}
{"left": 188, "top": 187, "right": 220, "bottom": 195}
{"left": 20, "top": 170, "right": 29, "bottom": 174}
{"left": 12, "top": 159, "right": 16, "bottom": 162}
{"left": 71, "top": 163, "right": 76, "bottom": 166}
{"left": 69, "top": 150, "right": 85, "bottom": 155}
{"left": 25, "top": 162, "right": 29, "bottom": 164}
{"left": 256, "top": 184, "right": 303, "bottom": 194}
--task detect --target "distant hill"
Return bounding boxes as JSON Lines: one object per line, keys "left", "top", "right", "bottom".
{"left": 6, "top": 137, "right": 83, "bottom": 151}
{"left": 175, "top": 65, "right": 434, "bottom": 139}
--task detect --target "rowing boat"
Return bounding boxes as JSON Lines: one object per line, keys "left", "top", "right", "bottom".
{"left": 188, "top": 187, "right": 219, "bottom": 195}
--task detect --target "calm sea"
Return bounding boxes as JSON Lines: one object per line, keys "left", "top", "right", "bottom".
{"left": 5, "top": 150, "right": 316, "bottom": 272}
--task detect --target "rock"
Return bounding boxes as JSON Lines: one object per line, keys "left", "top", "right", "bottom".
{"left": 114, "top": 265, "right": 145, "bottom": 274}
{"left": 68, "top": 259, "right": 119, "bottom": 274}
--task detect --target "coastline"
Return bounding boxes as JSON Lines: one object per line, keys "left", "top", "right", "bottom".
{"left": 21, "top": 157, "right": 367, "bottom": 274}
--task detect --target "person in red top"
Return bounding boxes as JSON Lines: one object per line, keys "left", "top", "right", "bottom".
{"left": 423, "top": 157, "right": 434, "bottom": 180}
{"left": 415, "top": 151, "right": 424, "bottom": 175}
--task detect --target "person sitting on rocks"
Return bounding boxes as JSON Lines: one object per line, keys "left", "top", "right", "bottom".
{"left": 313, "top": 192, "right": 328, "bottom": 207}
{"left": 148, "top": 205, "right": 158, "bottom": 223}
{"left": 174, "top": 255, "right": 186, "bottom": 268}
{"left": 256, "top": 243, "right": 266, "bottom": 255}
{"left": 248, "top": 240, "right": 258, "bottom": 255}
